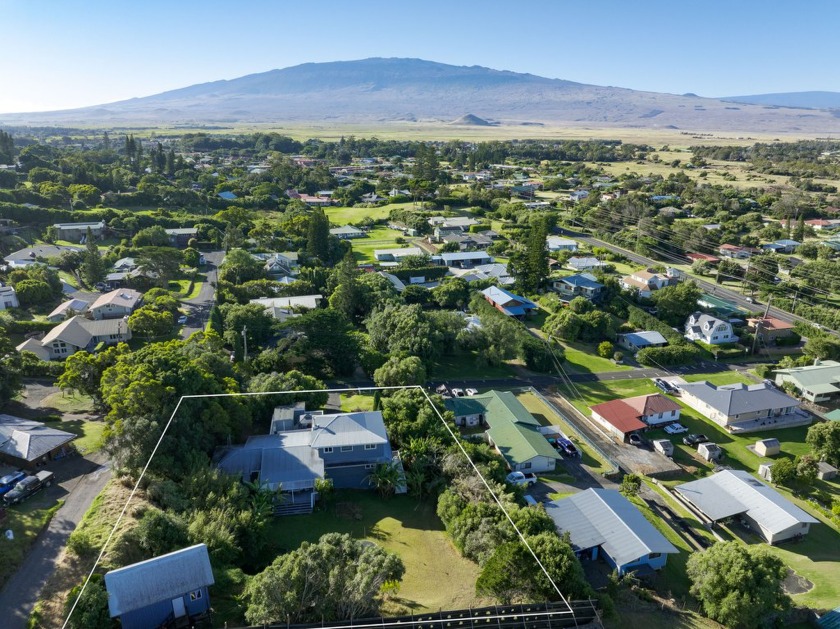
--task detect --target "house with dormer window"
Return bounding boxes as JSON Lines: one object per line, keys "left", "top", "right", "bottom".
{"left": 684, "top": 312, "right": 738, "bottom": 345}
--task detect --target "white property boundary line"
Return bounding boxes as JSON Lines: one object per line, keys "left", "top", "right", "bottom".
{"left": 63, "top": 385, "right": 577, "bottom": 628}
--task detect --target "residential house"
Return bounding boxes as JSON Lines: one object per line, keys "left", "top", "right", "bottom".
{"left": 218, "top": 191, "right": 238, "bottom": 201}
{"left": 16, "top": 316, "right": 131, "bottom": 361}
{"left": 432, "top": 251, "right": 494, "bottom": 269}
{"left": 218, "top": 406, "right": 397, "bottom": 512}
{"left": 684, "top": 312, "right": 738, "bottom": 345}
{"left": 446, "top": 391, "right": 560, "bottom": 473}
{"left": 250, "top": 295, "right": 323, "bottom": 322}
{"left": 569, "top": 190, "right": 590, "bottom": 202}
{"left": 0, "top": 414, "right": 76, "bottom": 469}
{"left": 589, "top": 394, "right": 682, "bottom": 440}
{"left": 374, "top": 247, "right": 424, "bottom": 263}
{"left": 747, "top": 317, "right": 795, "bottom": 345}
{"left": 164, "top": 227, "right": 198, "bottom": 248}
{"left": 620, "top": 270, "right": 675, "bottom": 298}
{"left": 719, "top": 243, "right": 753, "bottom": 259}
{"left": 618, "top": 331, "right": 668, "bottom": 352}
{"left": 675, "top": 469, "right": 818, "bottom": 543}
{"left": 3, "top": 244, "right": 82, "bottom": 268}
{"left": 377, "top": 271, "right": 406, "bottom": 293}
{"left": 329, "top": 225, "right": 366, "bottom": 239}
{"left": 774, "top": 359, "right": 840, "bottom": 403}
{"left": 686, "top": 252, "right": 721, "bottom": 265}
{"left": 551, "top": 273, "right": 604, "bottom": 302}
{"left": 805, "top": 219, "right": 840, "bottom": 231}
{"left": 254, "top": 252, "right": 299, "bottom": 278}
{"left": 481, "top": 286, "right": 537, "bottom": 319}
{"left": 88, "top": 288, "right": 143, "bottom": 320}
{"left": 52, "top": 221, "right": 105, "bottom": 242}
{"left": 545, "top": 489, "right": 678, "bottom": 575}
{"left": 546, "top": 236, "right": 579, "bottom": 252}
{"left": 567, "top": 256, "right": 607, "bottom": 272}
{"left": 47, "top": 298, "right": 89, "bottom": 322}
{"left": 678, "top": 381, "right": 805, "bottom": 431}
{"left": 452, "top": 263, "right": 515, "bottom": 286}
{"left": 439, "top": 232, "right": 493, "bottom": 251}
{"left": 105, "top": 544, "right": 214, "bottom": 629}
{"left": 0, "top": 285, "right": 19, "bottom": 310}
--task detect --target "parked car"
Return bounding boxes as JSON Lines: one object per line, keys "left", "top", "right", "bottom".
{"left": 683, "top": 434, "right": 710, "bottom": 446}
{"left": 556, "top": 438, "right": 580, "bottom": 458}
{"left": 465, "top": 388, "right": 478, "bottom": 396}
{"left": 177, "top": 315, "right": 188, "bottom": 325}
{"left": 506, "top": 471, "right": 538, "bottom": 487}
{"left": 664, "top": 423, "right": 688, "bottom": 434}
{"left": 0, "top": 470, "right": 26, "bottom": 497}
{"left": 3, "top": 471, "right": 54, "bottom": 506}
{"left": 434, "top": 384, "right": 448, "bottom": 396}
{"left": 450, "top": 388, "right": 465, "bottom": 397}
{"left": 628, "top": 433, "right": 645, "bottom": 447}
{"left": 94, "top": 282, "right": 108, "bottom": 291}
{"left": 654, "top": 378, "right": 670, "bottom": 393}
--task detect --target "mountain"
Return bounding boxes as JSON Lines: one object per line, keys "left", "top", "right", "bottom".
{"left": 3, "top": 58, "right": 840, "bottom": 133}
{"left": 720, "top": 91, "right": 840, "bottom": 110}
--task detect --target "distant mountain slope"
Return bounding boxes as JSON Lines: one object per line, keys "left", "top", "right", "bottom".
{"left": 2, "top": 57, "right": 840, "bottom": 133}
{"left": 721, "top": 91, "right": 840, "bottom": 110}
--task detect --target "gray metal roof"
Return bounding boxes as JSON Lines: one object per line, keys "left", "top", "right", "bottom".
{"left": 105, "top": 544, "right": 214, "bottom": 617}
{"left": 545, "top": 489, "right": 678, "bottom": 568}
{"left": 675, "top": 469, "right": 818, "bottom": 532}
{"left": 679, "top": 381, "right": 799, "bottom": 416}
{"left": 310, "top": 412, "right": 388, "bottom": 448}
{"left": 0, "top": 414, "right": 76, "bottom": 462}
{"left": 621, "top": 331, "right": 667, "bottom": 346}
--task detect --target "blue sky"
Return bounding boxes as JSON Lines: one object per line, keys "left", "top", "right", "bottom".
{"left": 2, "top": 0, "right": 839, "bottom": 113}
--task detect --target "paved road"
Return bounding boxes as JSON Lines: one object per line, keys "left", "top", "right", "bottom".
{"left": 569, "top": 230, "right": 837, "bottom": 336}
{"left": 0, "top": 454, "right": 112, "bottom": 629}
{"left": 180, "top": 250, "right": 224, "bottom": 338}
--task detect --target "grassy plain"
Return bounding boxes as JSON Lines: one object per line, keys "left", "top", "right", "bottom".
{"left": 348, "top": 225, "right": 415, "bottom": 263}
{"left": 0, "top": 499, "right": 63, "bottom": 589}
{"left": 558, "top": 341, "right": 633, "bottom": 375}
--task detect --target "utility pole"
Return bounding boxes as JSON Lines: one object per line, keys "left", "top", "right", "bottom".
{"left": 241, "top": 324, "right": 248, "bottom": 362}
{"left": 750, "top": 297, "right": 772, "bottom": 357}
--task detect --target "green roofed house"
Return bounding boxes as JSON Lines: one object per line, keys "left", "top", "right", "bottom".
{"left": 445, "top": 391, "right": 560, "bottom": 473}
{"left": 774, "top": 360, "right": 840, "bottom": 404}
{"left": 826, "top": 409, "right": 840, "bottom": 422}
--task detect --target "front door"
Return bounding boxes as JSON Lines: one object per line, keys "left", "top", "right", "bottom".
{"left": 172, "top": 597, "right": 186, "bottom": 618}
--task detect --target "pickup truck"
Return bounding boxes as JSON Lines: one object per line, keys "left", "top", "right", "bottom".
{"left": 3, "top": 471, "right": 54, "bottom": 506}
{"left": 506, "top": 471, "right": 538, "bottom": 487}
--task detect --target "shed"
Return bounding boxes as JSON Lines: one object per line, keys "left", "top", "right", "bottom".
{"left": 758, "top": 462, "right": 774, "bottom": 482}
{"left": 817, "top": 461, "right": 837, "bottom": 481}
{"left": 698, "top": 442, "right": 723, "bottom": 462}
{"left": 755, "top": 438, "right": 780, "bottom": 457}
{"left": 105, "top": 544, "right": 214, "bottom": 629}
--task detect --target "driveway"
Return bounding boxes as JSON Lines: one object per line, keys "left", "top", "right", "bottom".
{"left": 0, "top": 453, "right": 111, "bottom": 629}
{"left": 180, "top": 250, "right": 223, "bottom": 338}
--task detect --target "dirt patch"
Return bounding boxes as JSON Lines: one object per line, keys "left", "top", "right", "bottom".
{"left": 781, "top": 568, "right": 813, "bottom": 595}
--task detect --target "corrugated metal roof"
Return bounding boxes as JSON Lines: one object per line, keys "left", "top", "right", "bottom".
{"left": 310, "top": 412, "right": 389, "bottom": 448}
{"left": 105, "top": 544, "right": 214, "bottom": 617}
{"left": 0, "top": 414, "right": 76, "bottom": 462}
{"left": 679, "top": 381, "right": 799, "bottom": 416}
{"left": 675, "top": 469, "right": 818, "bottom": 533}
{"left": 545, "top": 489, "right": 678, "bottom": 568}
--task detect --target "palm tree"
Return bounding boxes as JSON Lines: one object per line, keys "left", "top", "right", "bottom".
{"left": 366, "top": 462, "right": 402, "bottom": 499}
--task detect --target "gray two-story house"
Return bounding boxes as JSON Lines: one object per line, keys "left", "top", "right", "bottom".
{"left": 217, "top": 405, "right": 398, "bottom": 513}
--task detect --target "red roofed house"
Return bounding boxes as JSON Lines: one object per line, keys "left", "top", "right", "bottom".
{"left": 686, "top": 253, "right": 721, "bottom": 265}
{"left": 589, "top": 394, "right": 682, "bottom": 441}
{"left": 718, "top": 244, "right": 752, "bottom": 259}
{"left": 747, "top": 317, "right": 795, "bottom": 345}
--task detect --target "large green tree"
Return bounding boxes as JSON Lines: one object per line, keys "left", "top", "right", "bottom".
{"left": 806, "top": 421, "right": 840, "bottom": 467}
{"left": 651, "top": 281, "right": 702, "bottom": 326}
{"left": 686, "top": 542, "right": 789, "bottom": 629}
{"left": 0, "top": 328, "right": 23, "bottom": 407}
{"left": 306, "top": 206, "right": 330, "bottom": 261}
{"left": 244, "top": 533, "right": 405, "bottom": 624}
{"left": 81, "top": 227, "right": 105, "bottom": 287}
{"left": 373, "top": 355, "right": 427, "bottom": 387}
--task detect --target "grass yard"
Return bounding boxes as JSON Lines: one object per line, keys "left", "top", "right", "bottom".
{"left": 39, "top": 391, "right": 96, "bottom": 414}
{"left": 264, "top": 492, "right": 486, "bottom": 615}
{"left": 325, "top": 202, "right": 410, "bottom": 225}
{"left": 58, "top": 419, "right": 106, "bottom": 455}
{"left": 0, "top": 497, "right": 63, "bottom": 589}
{"left": 567, "top": 377, "right": 660, "bottom": 416}
{"left": 681, "top": 371, "right": 756, "bottom": 386}
{"left": 431, "top": 350, "right": 516, "bottom": 380}
{"left": 341, "top": 393, "right": 376, "bottom": 412}
{"left": 349, "top": 225, "right": 415, "bottom": 263}
{"left": 515, "top": 390, "right": 613, "bottom": 475}
{"left": 559, "top": 341, "right": 634, "bottom": 375}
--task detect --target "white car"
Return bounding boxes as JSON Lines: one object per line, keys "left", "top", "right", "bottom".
{"left": 465, "top": 388, "right": 478, "bottom": 396}
{"left": 450, "top": 388, "right": 465, "bottom": 397}
{"left": 664, "top": 423, "right": 688, "bottom": 435}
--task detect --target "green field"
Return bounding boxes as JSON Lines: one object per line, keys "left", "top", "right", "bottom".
{"left": 340, "top": 393, "right": 375, "bottom": 412}
{"left": 40, "top": 391, "right": 96, "bottom": 414}
{"left": 348, "top": 225, "right": 417, "bottom": 263}
{"left": 431, "top": 350, "right": 516, "bottom": 380}
{"left": 325, "top": 203, "right": 401, "bottom": 225}
{"left": 559, "top": 341, "right": 634, "bottom": 375}
{"left": 264, "top": 492, "right": 484, "bottom": 615}
{"left": 0, "top": 498, "right": 63, "bottom": 589}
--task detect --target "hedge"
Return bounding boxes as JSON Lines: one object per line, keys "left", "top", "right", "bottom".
{"left": 636, "top": 344, "right": 706, "bottom": 366}
{"left": 626, "top": 305, "right": 687, "bottom": 345}
{"left": 3, "top": 319, "right": 57, "bottom": 334}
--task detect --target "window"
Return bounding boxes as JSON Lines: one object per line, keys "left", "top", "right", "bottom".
{"left": 364, "top": 444, "right": 376, "bottom": 450}
{"left": 341, "top": 445, "right": 353, "bottom": 452}
{"left": 365, "top": 464, "right": 375, "bottom": 470}
{"left": 522, "top": 462, "right": 531, "bottom": 469}
{"left": 649, "top": 553, "right": 662, "bottom": 559}
{"left": 322, "top": 447, "right": 333, "bottom": 454}
{"left": 189, "top": 590, "right": 203, "bottom": 601}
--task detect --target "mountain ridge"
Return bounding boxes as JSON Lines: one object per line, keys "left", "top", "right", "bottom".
{"left": 2, "top": 57, "right": 840, "bottom": 133}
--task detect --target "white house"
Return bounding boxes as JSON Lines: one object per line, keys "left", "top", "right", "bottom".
{"left": 0, "top": 285, "right": 19, "bottom": 310}
{"left": 250, "top": 295, "right": 323, "bottom": 321}
{"left": 684, "top": 312, "right": 738, "bottom": 345}
{"left": 16, "top": 316, "right": 131, "bottom": 361}
{"left": 618, "top": 331, "right": 668, "bottom": 352}
{"left": 88, "top": 289, "right": 143, "bottom": 321}
{"left": 620, "top": 270, "right": 674, "bottom": 298}
{"left": 678, "top": 381, "right": 804, "bottom": 431}
{"left": 546, "top": 236, "right": 578, "bottom": 252}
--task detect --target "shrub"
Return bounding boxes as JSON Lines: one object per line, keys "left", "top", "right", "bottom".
{"left": 637, "top": 344, "right": 705, "bottom": 366}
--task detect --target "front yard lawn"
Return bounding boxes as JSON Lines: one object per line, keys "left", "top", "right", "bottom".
{"left": 0, "top": 497, "right": 63, "bottom": 589}
{"left": 431, "top": 350, "right": 516, "bottom": 380}
{"left": 558, "top": 341, "right": 634, "bottom": 375}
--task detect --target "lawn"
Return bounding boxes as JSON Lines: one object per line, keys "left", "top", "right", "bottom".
{"left": 39, "top": 391, "right": 96, "bottom": 414}
{"left": 341, "top": 393, "right": 375, "bottom": 412}
{"left": 59, "top": 419, "right": 106, "bottom": 455}
{"left": 567, "top": 377, "right": 660, "bottom": 416}
{"left": 325, "top": 203, "right": 406, "bottom": 225}
{"left": 558, "top": 341, "right": 634, "bottom": 375}
{"left": 431, "top": 350, "right": 516, "bottom": 380}
{"left": 264, "top": 492, "right": 485, "bottom": 615}
{"left": 349, "top": 225, "right": 415, "bottom": 263}
{"left": 681, "top": 371, "right": 756, "bottom": 386}
{"left": 0, "top": 497, "right": 63, "bottom": 589}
